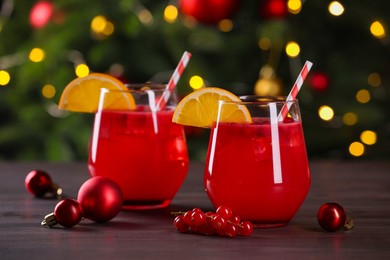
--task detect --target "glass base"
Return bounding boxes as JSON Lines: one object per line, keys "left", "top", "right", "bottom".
{"left": 253, "top": 222, "right": 288, "bottom": 229}
{"left": 122, "top": 199, "right": 171, "bottom": 210}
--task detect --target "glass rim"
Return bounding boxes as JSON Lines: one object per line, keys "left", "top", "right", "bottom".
{"left": 100, "top": 83, "right": 168, "bottom": 94}
{"left": 218, "top": 96, "right": 299, "bottom": 105}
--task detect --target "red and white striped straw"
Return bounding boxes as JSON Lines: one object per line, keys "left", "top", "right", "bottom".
{"left": 156, "top": 51, "right": 192, "bottom": 110}
{"left": 278, "top": 60, "right": 313, "bottom": 121}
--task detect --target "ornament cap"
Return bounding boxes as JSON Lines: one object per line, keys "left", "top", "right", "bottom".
{"left": 51, "top": 183, "right": 63, "bottom": 198}
{"left": 41, "top": 213, "right": 58, "bottom": 227}
{"left": 344, "top": 217, "right": 354, "bottom": 231}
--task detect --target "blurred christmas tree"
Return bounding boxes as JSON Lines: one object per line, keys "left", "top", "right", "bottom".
{"left": 0, "top": 0, "right": 389, "bottom": 161}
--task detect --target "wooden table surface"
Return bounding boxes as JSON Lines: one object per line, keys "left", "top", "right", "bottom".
{"left": 0, "top": 160, "right": 389, "bottom": 259}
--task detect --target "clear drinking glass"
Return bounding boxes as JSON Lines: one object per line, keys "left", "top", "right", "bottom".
{"left": 88, "top": 84, "right": 189, "bottom": 210}
{"left": 204, "top": 96, "right": 311, "bottom": 228}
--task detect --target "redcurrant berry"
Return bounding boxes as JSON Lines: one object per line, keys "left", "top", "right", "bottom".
{"left": 183, "top": 210, "right": 193, "bottom": 226}
{"left": 190, "top": 209, "right": 207, "bottom": 226}
{"left": 239, "top": 221, "right": 254, "bottom": 237}
{"left": 216, "top": 206, "right": 233, "bottom": 220}
{"left": 229, "top": 214, "right": 241, "bottom": 224}
{"left": 174, "top": 215, "right": 190, "bottom": 233}
{"left": 211, "top": 214, "right": 227, "bottom": 231}
{"left": 224, "top": 223, "right": 239, "bottom": 238}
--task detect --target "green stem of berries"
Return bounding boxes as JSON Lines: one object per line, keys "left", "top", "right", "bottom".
{"left": 172, "top": 206, "right": 254, "bottom": 238}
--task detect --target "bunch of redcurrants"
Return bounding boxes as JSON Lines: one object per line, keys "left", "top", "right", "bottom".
{"left": 173, "top": 206, "right": 254, "bottom": 238}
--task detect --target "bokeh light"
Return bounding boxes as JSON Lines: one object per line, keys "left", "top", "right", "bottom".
{"left": 349, "top": 141, "right": 365, "bottom": 157}
{"left": 29, "top": 1, "right": 53, "bottom": 28}
{"left": 42, "top": 84, "right": 56, "bottom": 99}
{"left": 342, "top": 112, "right": 358, "bottom": 126}
{"left": 164, "top": 5, "right": 178, "bottom": 23}
{"left": 356, "top": 89, "right": 370, "bottom": 103}
{"left": 138, "top": 9, "right": 153, "bottom": 25}
{"left": 189, "top": 75, "right": 204, "bottom": 90}
{"left": 285, "top": 41, "right": 300, "bottom": 57}
{"left": 75, "top": 64, "right": 90, "bottom": 78}
{"left": 360, "top": 130, "right": 377, "bottom": 145}
{"left": 258, "top": 37, "right": 271, "bottom": 51}
{"left": 318, "top": 105, "right": 334, "bottom": 121}
{"left": 29, "top": 48, "right": 46, "bottom": 62}
{"left": 287, "top": 0, "right": 302, "bottom": 14}
{"left": 218, "top": 19, "right": 233, "bottom": 32}
{"left": 0, "top": 70, "right": 11, "bottom": 86}
{"left": 367, "top": 72, "right": 381, "bottom": 87}
{"left": 91, "top": 15, "right": 115, "bottom": 36}
{"left": 370, "top": 21, "right": 386, "bottom": 39}
{"left": 328, "top": 1, "right": 345, "bottom": 16}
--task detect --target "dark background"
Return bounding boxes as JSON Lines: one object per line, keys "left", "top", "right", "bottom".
{"left": 0, "top": 0, "right": 389, "bottom": 161}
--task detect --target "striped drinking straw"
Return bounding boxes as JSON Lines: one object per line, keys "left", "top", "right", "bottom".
{"left": 156, "top": 51, "right": 192, "bottom": 110}
{"left": 278, "top": 60, "right": 313, "bottom": 121}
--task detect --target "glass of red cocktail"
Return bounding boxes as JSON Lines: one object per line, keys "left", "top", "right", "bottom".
{"left": 204, "top": 96, "right": 310, "bottom": 228}
{"left": 88, "top": 84, "right": 189, "bottom": 210}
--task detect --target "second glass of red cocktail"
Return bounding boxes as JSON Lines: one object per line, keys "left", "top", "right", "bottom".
{"left": 204, "top": 96, "right": 310, "bottom": 227}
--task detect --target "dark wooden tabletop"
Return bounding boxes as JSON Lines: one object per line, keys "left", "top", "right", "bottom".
{"left": 1, "top": 160, "right": 389, "bottom": 259}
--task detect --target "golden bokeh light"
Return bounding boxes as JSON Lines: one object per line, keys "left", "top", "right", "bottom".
{"left": 189, "top": 75, "right": 204, "bottom": 90}
{"left": 91, "top": 15, "right": 107, "bottom": 33}
{"left": 370, "top": 21, "right": 386, "bottom": 39}
{"left": 0, "top": 70, "right": 11, "bottom": 86}
{"left": 91, "top": 15, "right": 115, "bottom": 36}
{"left": 328, "top": 1, "right": 344, "bottom": 16}
{"left": 288, "top": 0, "right": 302, "bottom": 14}
{"left": 360, "top": 130, "right": 377, "bottom": 145}
{"left": 318, "top": 105, "right": 334, "bottom": 121}
{"left": 342, "top": 112, "right": 358, "bottom": 126}
{"left": 258, "top": 37, "right": 271, "bottom": 51}
{"left": 285, "top": 41, "right": 300, "bottom": 57}
{"left": 29, "top": 48, "right": 46, "bottom": 62}
{"left": 42, "top": 84, "right": 56, "bottom": 99}
{"left": 164, "top": 5, "right": 178, "bottom": 23}
{"left": 349, "top": 141, "right": 365, "bottom": 157}
{"left": 367, "top": 72, "right": 381, "bottom": 87}
{"left": 75, "top": 64, "right": 90, "bottom": 78}
{"left": 102, "top": 21, "right": 114, "bottom": 36}
{"left": 356, "top": 89, "right": 370, "bottom": 103}
{"left": 218, "top": 19, "right": 233, "bottom": 32}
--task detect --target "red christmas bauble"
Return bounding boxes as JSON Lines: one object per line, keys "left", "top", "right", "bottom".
{"left": 317, "top": 202, "right": 347, "bottom": 232}
{"left": 179, "top": 0, "right": 239, "bottom": 24}
{"left": 260, "top": 0, "right": 288, "bottom": 20}
{"left": 309, "top": 72, "right": 329, "bottom": 92}
{"left": 77, "top": 177, "right": 123, "bottom": 223}
{"left": 30, "top": 1, "right": 54, "bottom": 28}
{"left": 54, "top": 199, "right": 83, "bottom": 228}
{"left": 25, "top": 170, "right": 53, "bottom": 197}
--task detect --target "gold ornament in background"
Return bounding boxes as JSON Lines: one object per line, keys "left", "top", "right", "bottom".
{"left": 254, "top": 65, "right": 283, "bottom": 96}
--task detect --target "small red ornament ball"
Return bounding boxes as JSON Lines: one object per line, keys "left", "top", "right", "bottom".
{"left": 54, "top": 199, "right": 83, "bottom": 228}
{"left": 260, "top": 0, "right": 288, "bottom": 20}
{"left": 29, "top": 1, "right": 54, "bottom": 28}
{"left": 179, "top": 0, "right": 239, "bottom": 24}
{"left": 309, "top": 72, "right": 329, "bottom": 92}
{"left": 25, "top": 170, "right": 53, "bottom": 197}
{"left": 317, "top": 202, "right": 347, "bottom": 232}
{"left": 77, "top": 177, "right": 123, "bottom": 223}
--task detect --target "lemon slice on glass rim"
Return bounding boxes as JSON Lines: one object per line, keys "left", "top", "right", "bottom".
{"left": 172, "top": 87, "right": 252, "bottom": 128}
{"left": 58, "top": 73, "right": 135, "bottom": 113}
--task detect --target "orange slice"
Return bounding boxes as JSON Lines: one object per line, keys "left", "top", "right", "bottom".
{"left": 58, "top": 73, "right": 135, "bottom": 113}
{"left": 172, "top": 87, "right": 252, "bottom": 128}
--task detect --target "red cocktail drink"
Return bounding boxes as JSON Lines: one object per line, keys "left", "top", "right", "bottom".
{"left": 204, "top": 97, "right": 310, "bottom": 227}
{"left": 88, "top": 85, "right": 189, "bottom": 210}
